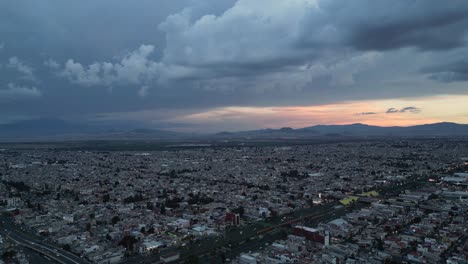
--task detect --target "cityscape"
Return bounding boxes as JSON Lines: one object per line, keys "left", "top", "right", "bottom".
{"left": 1, "top": 0, "right": 468, "bottom": 263}
{"left": 0, "top": 138, "right": 467, "bottom": 263}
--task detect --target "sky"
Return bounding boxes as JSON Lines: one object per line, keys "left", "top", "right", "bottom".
{"left": 1, "top": 0, "right": 468, "bottom": 132}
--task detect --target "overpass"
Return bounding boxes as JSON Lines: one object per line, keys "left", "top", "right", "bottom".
{"left": 1, "top": 215, "right": 89, "bottom": 264}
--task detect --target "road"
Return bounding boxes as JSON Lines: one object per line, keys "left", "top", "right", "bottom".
{"left": 1, "top": 175, "right": 431, "bottom": 264}
{"left": 119, "top": 204, "right": 348, "bottom": 264}
{"left": 21, "top": 246, "right": 55, "bottom": 264}
{"left": 175, "top": 175, "right": 431, "bottom": 263}
{"left": 0, "top": 214, "right": 89, "bottom": 264}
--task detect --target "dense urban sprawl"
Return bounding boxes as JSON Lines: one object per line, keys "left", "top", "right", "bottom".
{"left": 0, "top": 139, "right": 467, "bottom": 263}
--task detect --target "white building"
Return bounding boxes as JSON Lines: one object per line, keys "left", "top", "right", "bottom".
{"left": 239, "top": 254, "right": 258, "bottom": 264}
{"left": 139, "top": 240, "right": 165, "bottom": 254}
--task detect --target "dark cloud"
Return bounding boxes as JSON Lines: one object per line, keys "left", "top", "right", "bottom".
{"left": 0, "top": 0, "right": 466, "bottom": 128}
{"left": 386, "top": 107, "right": 421, "bottom": 114}
{"left": 386, "top": 108, "right": 399, "bottom": 114}
{"left": 347, "top": 8, "right": 468, "bottom": 51}
{"left": 356, "top": 112, "right": 377, "bottom": 115}
{"left": 422, "top": 60, "right": 468, "bottom": 82}
{"left": 399, "top": 106, "right": 421, "bottom": 113}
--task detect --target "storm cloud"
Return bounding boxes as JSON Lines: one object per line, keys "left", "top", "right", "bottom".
{"left": 422, "top": 60, "right": 468, "bottom": 82}
{"left": 0, "top": 0, "right": 467, "bottom": 128}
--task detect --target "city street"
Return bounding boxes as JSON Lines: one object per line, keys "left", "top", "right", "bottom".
{"left": 1, "top": 214, "right": 89, "bottom": 264}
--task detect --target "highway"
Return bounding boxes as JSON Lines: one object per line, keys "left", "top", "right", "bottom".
{"left": 0, "top": 214, "right": 89, "bottom": 264}
{"left": 119, "top": 204, "right": 348, "bottom": 264}
{"left": 171, "top": 176, "right": 430, "bottom": 263}
{"left": 0, "top": 176, "right": 430, "bottom": 264}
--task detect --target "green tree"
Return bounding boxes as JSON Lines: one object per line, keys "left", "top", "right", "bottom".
{"left": 111, "top": 215, "right": 120, "bottom": 225}
{"left": 118, "top": 235, "right": 137, "bottom": 251}
{"left": 146, "top": 202, "right": 154, "bottom": 210}
{"left": 2, "top": 250, "right": 17, "bottom": 261}
{"left": 185, "top": 255, "right": 199, "bottom": 264}
{"left": 232, "top": 206, "right": 245, "bottom": 217}
{"left": 103, "top": 194, "right": 110, "bottom": 203}
{"left": 62, "top": 244, "right": 71, "bottom": 251}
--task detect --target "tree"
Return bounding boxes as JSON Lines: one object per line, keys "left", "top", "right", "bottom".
{"left": 160, "top": 204, "right": 166, "bottom": 215}
{"left": 187, "top": 193, "right": 214, "bottom": 205}
{"left": 123, "top": 193, "right": 144, "bottom": 204}
{"left": 118, "top": 235, "right": 137, "bottom": 251}
{"left": 146, "top": 202, "right": 154, "bottom": 210}
{"left": 409, "top": 240, "right": 418, "bottom": 250}
{"left": 375, "top": 239, "right": 384, "bottom": 250}
{"left": 2, "top": 250, "right": 17, "bottom": 261}
{"left": 232, "top": 206, "right": 245, "bottom": 217}
{"left": 383, "top": 259, "right": 400, "bottom": 264}
{"left": 103, "top": 194, "right": 110, "bottom": 203}
{"left": 269, "top": 208, "right": 278, "bottom": 218}
{"left": 62, "top": 244, "right": 71, "bottom": 251}
{"left": 111, "top": 215, "right": 120, "bottom": 225}
{"left": 185, "top": 255, "right": 199, "bottom": 264}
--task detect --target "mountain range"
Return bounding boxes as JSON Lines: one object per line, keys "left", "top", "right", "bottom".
{"left": 0, "top": 118, "right": 467, "bottom": 141}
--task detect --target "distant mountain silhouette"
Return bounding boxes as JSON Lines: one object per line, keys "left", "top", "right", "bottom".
{"left": 0, "top": 119, "right": 467, "bottom": 141}
{"left": 215, "top": 131, "right": 235, "bottom": 136}
{"left": 117, "top": 128, "right": 187, "bottom": 138}
{"left": 0, "top": 118, "right": 185, "bottom": 141}
{"left": 0, "top": 118, "right": 85, "bottom": 140}
{"left": 214, "top": 122, "right": 468, "bottom": 138}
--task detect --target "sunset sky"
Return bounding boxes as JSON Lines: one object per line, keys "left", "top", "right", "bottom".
{"left": 1, "top": 0, "right": 468, "bottom": 132}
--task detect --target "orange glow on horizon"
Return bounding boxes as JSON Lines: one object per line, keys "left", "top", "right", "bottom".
{"left": 173, "top": 95, "right": 468, "bottom": 132}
